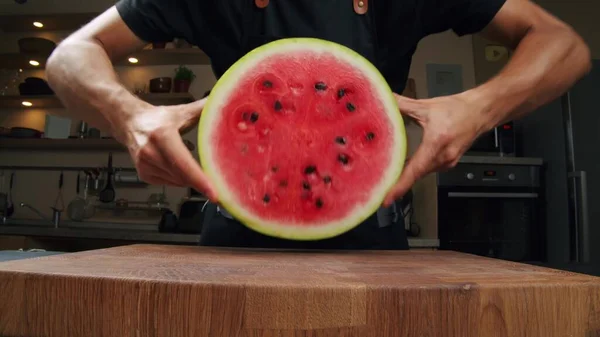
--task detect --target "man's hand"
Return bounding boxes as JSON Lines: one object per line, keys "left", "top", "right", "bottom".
{"left": 384, "top": 0, "right": 592, "bottom": 206}
{"left": 383, "top": 93, "right": 488, "bottom": 206}
{"left": 118, "top": 98, "right": 218, "bottom": 202}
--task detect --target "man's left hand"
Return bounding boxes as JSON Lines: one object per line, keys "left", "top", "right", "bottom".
{"left": 383, "top": 93, "right": 490, "bottom": 206}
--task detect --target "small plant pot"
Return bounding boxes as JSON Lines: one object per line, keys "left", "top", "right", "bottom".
{"left": 173, "top": 79, "right": 191, "bottom": 93}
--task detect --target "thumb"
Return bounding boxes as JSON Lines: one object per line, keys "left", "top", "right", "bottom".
{"left": 179, "top": 96, "right": 208, "bottom": 119}
{"left": 177, "top": 97, "right": 209, "bottom": 134}
{"left": 394, "top": 94, "right": 427, "bottom": 123}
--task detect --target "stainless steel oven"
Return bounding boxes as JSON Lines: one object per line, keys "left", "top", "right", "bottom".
{"left": 437, "top": 162, "right": 545, "bottom": 262}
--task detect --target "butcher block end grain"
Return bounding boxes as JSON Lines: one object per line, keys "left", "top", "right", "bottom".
{"left": 0, "top": 244, "right": 599, "bottom": 337}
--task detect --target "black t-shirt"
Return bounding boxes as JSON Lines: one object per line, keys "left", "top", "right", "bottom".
{"left": 115, "top": 0, "right": 506, "bottom": 93}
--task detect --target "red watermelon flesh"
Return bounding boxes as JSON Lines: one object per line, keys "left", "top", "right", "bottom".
{"left": 199, "top": 38, "right": 406, "bottom": 240}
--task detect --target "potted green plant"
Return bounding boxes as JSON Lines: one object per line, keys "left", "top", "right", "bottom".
{"left": 173, "top": 65, "right": 196, "bottom": 93}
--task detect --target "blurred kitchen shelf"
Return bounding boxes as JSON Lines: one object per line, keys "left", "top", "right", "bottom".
{"left": 0, "top": 48, "right": 210, "bottom": 70}
{"left": 0, "top": 52, "right": 50, "bottom": 69}
{"left": 0, "top": 12, "right": 99, "bottom": 33}
{"left": 0, "top": 93, "right": 196, "bottom": 109}
{"left": 0, "top": 138, "right": 125, "bottom": 151}
{"left": 117, "top": 48, "right": 210, "bottom": 66}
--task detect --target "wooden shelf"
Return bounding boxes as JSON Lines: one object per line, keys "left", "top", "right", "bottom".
{"left": 0, "top": 52, "right": 50, "bottom": 69}
{"left": 0, "top": 13, "right": 98, "bottom": 33}
{"left": 0, "top": 93, "right": 196, "bottom": 110}
{"left": 0, "top": 138, "right": 125, "bottom": 151}
{"left": 117, "top": 48, "right": 211, "bottom": 66}
{"left": 1, "top": 135, "right": 195, "bottom": 152}
{"left": 0, "top": 48, "right": 210, "bottom": 70}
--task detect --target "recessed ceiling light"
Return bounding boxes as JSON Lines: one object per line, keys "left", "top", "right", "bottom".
{"left": 29, "top": 60, "right": 40, "bottom": 66}
{"left": 22, "top": 101, "right": 33, "bottom": 107}
{"left": 128, "top": 57, "right": 139, "bottom": 64}
{"left": 33, "top": 22, "right": 44, "bottom": 28}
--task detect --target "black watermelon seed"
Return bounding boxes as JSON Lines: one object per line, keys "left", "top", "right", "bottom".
{"left": 304, "top": 166, "right": 317, "bottom": 174}
{"left": 302, "top": 181, "right": 311, "bottom": 190}
{"left": 316, "top": 198, "right": 324, "bottom": 209}
{"left": 337, "top": 89, "right": 346, "bottom": 99}
{"left": 274, "top": 100, "right": 283, "bottom": 111}
{"left": 338, "top": 154, "right": 349, "bottom": 165}
{"left": 335, "top": 137, "right": 346, "bottom": 145}
{"left": 271, "top": 166, "right": 279, "bottom": 173}
{"left": 263, "top": 194, "right": 271, "bottom": 203}
{"left": 263, "top": 80, "right": 273, "bottom": 88}
{"left": 315, "top": 82, "right": 327, "bottom": 91}
{"left": 323, "top": 176, "right": 332, "bottom": 184}
{"left": 279, "top": 180, "right": 288, "bottom": 187}
{"left": 366, "top": 132, "right": 375, "bottom": 141}
{"left": 346, "top": 102, "right": 356, "bottom": 112}
{"left": 250, "top": 112, "right": 259, "bottom": 123}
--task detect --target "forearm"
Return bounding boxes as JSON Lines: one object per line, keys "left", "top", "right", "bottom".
{"left": 46, "top": 38, "right": 150, "bottom": 139}
{"left": 466, "top": 25, "right": 591, "bottom": 130}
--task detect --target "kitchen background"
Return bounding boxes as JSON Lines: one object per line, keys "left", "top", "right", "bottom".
{"left": 1, "top": 0, "right": 599, "bottom": 272}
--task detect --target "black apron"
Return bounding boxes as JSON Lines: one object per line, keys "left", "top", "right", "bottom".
{"left": 200, "top": 0, "right": 409, "bottom": 250}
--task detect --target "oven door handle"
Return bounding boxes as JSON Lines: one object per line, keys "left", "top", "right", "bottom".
{"left": 447, "top": 192, "right": 538, "bottom": 198}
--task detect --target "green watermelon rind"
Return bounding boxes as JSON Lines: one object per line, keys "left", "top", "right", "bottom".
{"left": 198, "top": 37, "right": 407, "bottom": 241}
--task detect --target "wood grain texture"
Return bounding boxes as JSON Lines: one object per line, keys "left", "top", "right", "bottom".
{"left": 0, "top": 244, "right": 599, "bottom": 337}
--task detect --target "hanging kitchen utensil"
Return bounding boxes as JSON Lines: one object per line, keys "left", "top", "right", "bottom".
{"left": 82, "top": 171, "right": 95, "bottom": 219}
{"left": 99, "top": 153, "right": 116, "bottom": 203}
{"left": 67, "top": 171, "right": 87, "bottom": 221}
{"left": 0, "top": 171, "right": 7, "bottom": 214}
{"left": 53, "top": 171, "right": 65, "bottom": 212}
{"left": 5, "top": 172, "right": 14, "bottom": 217}
{"left": 88, "top": 168, "right": 101, "bottom": 196}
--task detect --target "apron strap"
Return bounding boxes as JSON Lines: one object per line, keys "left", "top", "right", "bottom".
{"left": 254, "top": 0, "right": 369, "bottom": 14}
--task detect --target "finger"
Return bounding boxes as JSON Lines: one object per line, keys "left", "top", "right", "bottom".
{"left": 140, "top": 160, "right": 187, "bottom": 185}
{"left": 153, "top": 129, "right": 218, "bottom": 202}
{"left": 178, "top": 97, "right": 208, "bottom": 120}
{"left": 394, "top": 94, "right": 428, "bottom": 122}
{"left": 136, "top": 158, "right": 186, "bottom": 187}
{"left": 383, "top": 143, "right": 437, "bottom": 207}
{"left": 178, "top": 97, "right": 208, "bottom": 133}
{"left": 144, "top": 174, "right": 187, "bottom": 187}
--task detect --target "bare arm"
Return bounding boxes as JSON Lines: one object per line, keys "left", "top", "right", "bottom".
{"left": 467, "top": 0, "right": 592, "bottom": 129}
{"left": 384, "top": 0, "right": 591, "bottom": 205}
{"left": 46, "top": 6, "right": 217, "bottom": 200}
{"left": 46, "top": 6, "right": 149, "bottom": 136}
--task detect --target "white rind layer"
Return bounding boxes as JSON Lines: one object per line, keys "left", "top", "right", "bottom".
{"left": 198, "top": 37, "right": 407, "bottom": 241}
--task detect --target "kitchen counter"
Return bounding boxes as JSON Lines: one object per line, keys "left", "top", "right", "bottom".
{"left": 0, "top": 244, "right": 598, "bottom": 337}
{"left": 459, "top": 155, "right": 544, "bottom": 166}
{"left": 0, "top": 223, "right": 439, "bottom": 248}
{"left": 0, "top": 250, "right": 65, "bottom": 262}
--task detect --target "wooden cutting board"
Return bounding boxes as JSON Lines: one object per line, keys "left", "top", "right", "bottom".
{"left": 0, "top": 244, "right": 599, "bottom": 337}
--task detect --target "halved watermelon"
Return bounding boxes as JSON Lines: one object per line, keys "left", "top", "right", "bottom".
{"left": 198, "top": 38, "right": 407, "bottom": 241}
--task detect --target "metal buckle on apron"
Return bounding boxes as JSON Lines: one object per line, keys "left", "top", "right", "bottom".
{"left": 353, "top": 0, "right": 368, "bottom": 14}
{"left": 255, "top": 0, "right": 269, "bottom": 8}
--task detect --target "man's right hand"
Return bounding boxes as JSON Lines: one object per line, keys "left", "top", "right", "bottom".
{"left": 44, "top": 6, "right": 218, "bottom": 203}
{"left": 118, "top": 98, "right": 218, "bottom": 202}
